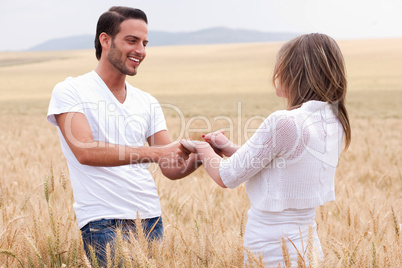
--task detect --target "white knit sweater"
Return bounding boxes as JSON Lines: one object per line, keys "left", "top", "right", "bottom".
{"left": 220, "top": 100, "right": 344, "bottom": 212}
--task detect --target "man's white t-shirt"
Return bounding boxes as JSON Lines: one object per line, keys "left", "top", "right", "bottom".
{"left": 47, "top": 71, "right": 167, "bottom": 229}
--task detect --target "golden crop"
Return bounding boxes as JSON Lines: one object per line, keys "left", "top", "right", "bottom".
{"left": 0, "top": 38, "right": 401, "bottom": 267}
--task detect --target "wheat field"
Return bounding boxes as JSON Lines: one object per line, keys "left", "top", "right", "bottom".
{"left": 0, "top": 38, "right": 401, "bottom": 267}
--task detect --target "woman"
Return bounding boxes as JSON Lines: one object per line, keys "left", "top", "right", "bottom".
{"left": 181, "top": 33, "right": 351, "bottom": 266}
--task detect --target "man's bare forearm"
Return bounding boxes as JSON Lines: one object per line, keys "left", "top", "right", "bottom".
{"left": 71, "top": 141, "right": 180, "bottom": 167}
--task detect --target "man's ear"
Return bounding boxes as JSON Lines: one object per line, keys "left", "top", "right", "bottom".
{"left": 99, "top": 32, "right": 111, "bottom": 50}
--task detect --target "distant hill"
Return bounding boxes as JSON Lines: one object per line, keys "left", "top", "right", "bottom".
{"left": 28, "top": 35, "right": 96, "bottom": 51}
{"left": 148, "top": 27, "right": 298, "bottom": 46}
{"left": 28, "top": 27, "right": 298, "bottom": 51}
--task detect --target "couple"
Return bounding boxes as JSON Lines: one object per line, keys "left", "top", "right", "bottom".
{"left": 47, "top": 6, "right": 351, "bottom": 267}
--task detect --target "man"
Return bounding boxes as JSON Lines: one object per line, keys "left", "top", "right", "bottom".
{"left": 47, "top": 6, "right": 199, "bottom": 264}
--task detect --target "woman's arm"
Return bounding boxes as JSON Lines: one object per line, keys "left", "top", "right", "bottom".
{"left": 180, "top": 140, "right": 227, "bottom": 188}
{"left": 200, "top": 114, "right": 297, "bottom": 188}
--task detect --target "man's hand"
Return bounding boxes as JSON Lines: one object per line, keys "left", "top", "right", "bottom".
{"left": 147, "top": 130, "right": 200, "bottom": 180}
{"left": 179, "top": 139, "right": 208, "bottom": 153}
{"left": 152, "top": 141, "right": 191, "bottom": 168}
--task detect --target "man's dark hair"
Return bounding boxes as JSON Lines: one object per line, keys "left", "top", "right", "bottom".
{"left": 94, "top": 6, "right": 148, "bottom": 60}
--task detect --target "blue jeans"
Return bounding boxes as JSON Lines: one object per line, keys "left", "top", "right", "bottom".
{"left": 80, "top": 217, "right": 163, "bottom": 266}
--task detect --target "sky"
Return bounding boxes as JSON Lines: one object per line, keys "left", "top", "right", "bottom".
{"left": 1, "top": 0, "right": 402, "bottom": 51}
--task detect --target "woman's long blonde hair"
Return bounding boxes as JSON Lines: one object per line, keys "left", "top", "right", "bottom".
{"left": 273, "top": 33, "right": 351, "bottom": 149}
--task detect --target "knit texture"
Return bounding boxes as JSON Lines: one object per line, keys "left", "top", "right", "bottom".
{"left": 220, "top": 100, "right": 344, "bottom": 212}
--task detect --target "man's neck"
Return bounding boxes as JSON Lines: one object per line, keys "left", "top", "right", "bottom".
{"left": 95, "top": 63, "right": 126, "bottom": 93}
{"left": 95, "top": 62, "right": 128, "bottom": 103}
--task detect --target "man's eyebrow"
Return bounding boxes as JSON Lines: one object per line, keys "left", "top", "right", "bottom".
{"left": 125, "top": 35, "right": 139, "bottom": 39}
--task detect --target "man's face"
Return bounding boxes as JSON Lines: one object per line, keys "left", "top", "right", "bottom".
{"left": 107, "top": 19, "right": 148, "bottom": 76}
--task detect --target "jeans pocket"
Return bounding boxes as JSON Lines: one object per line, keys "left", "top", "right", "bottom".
{"left": 81, "top": 219, "right": 115, "bottom": 241}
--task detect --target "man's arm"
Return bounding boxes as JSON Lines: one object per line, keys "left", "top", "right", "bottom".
{"left": 55, "top": 112, "right": 188, "bottom": 167}
{"left": 147, "top": 130, "right": 202, "bottom": 180}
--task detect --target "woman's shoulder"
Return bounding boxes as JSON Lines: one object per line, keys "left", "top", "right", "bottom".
{"left": 272, "top": 101, "right": 332, "bottom": 121}
{"left": 261, "top": 109, "right": 299, "bottom": 137}
{"left": 264, "top": 100, "right": 332, "bottom": 130}
{"left": 266, "top": 108, "right": 297, "bottom": 125}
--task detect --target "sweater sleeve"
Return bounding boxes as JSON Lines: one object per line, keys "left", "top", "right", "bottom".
{"left": 219, "top": 111, "right": 298, "bottom": 188}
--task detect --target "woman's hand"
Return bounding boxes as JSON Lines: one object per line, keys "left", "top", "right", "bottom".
{"left": 202, "top": 131, "right": 239, "bottom": 157}
{"left": 179, "top": 139, "right": 227, "bottom": 188}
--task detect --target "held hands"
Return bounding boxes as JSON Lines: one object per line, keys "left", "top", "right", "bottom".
{"left": 179, "top": 139, "right": 211, "bottom": 154}
{"left": 163, "top": 131, "right": 238, "bottom": 175}
{"left": 180, "top": 132, "right": 229, "bottom": 188}
{"left": 180, "top": 131, "right": 238, "bottom": 158}
{"left": 179, "top": 139, "right": 215, "bottom": 169}
{"left": 155, "top": 141, "right": 191, "bottom": 167}
{"left": 202, "top": 131, "right": 238, "bottom": 157}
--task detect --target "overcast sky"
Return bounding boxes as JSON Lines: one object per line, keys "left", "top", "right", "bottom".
{"left": 1, "top": 0, "right": 402, "bottom": 51}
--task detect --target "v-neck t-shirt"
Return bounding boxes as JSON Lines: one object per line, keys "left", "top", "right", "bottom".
{"left": 47, "top": 71, "right": 167, "bottom": 229}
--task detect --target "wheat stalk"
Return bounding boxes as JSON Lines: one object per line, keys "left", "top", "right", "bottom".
{"left": 307, "top": 225, "right": 318, "bottom": 268}
{"left": 281, "top": 237, "right": 291, "bottom": 268}
{"left": 0, "top": 249, "right": 24, "bottom": 268}
{"left": 24, "top": 234, "right": 44, "bottom": 267}
{"left": 114, "top": 228, "right": 123, "bottom": 267}
{"left": 391, "top": 206, "right": 400, "bottom": 240}
{"left": 372, "top": 241, "right": 377, "bottom": 268}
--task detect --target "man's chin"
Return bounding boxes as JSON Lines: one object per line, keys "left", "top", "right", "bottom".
{"left": 125, "top": 69, "right": 138, "bottom": 76}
